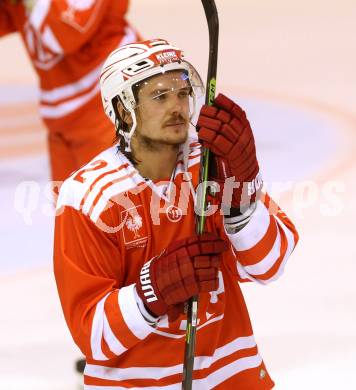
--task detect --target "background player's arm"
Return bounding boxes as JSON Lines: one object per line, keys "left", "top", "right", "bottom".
{"left": 28, "top": 0, "right": 128, "bottom": 54}
{"left": 223, "top": 193, "right": 299, "bottom": 284}
{"left": 0, "top": 3, "right": 17, "bottom": 37}
{"left": 54, "top": 205, "right": 156, "bottom": 361}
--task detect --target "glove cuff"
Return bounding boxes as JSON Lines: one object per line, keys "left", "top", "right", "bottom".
{"left": 136, "top": 258, "right": 168, "bottom": 317}
{"left": 134, "top": 285, "right": 161, "bottom": 327}
{"left": 224, "top": 202, "right": 257, "bottom": 233}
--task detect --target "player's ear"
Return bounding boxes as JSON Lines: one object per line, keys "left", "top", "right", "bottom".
{"left": 116, "top": 102, "right": 133, "bottom": 126}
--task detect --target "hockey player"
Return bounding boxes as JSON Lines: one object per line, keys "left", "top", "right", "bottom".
{"left": 54, "top": 39, "right": 299, "bottom": 389}
{"left": 0, "top": 0, "right": 139, "bottom": 181}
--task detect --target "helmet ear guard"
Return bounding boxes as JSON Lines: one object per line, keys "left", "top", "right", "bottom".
{"left": 112, "top": 96, "right": 127, "bottom": 135}
{"left": 111, "top": 90, "right": 139, "bottom": 153}
{"left": 100, "top": 39, "right": 205, "bottom": 151}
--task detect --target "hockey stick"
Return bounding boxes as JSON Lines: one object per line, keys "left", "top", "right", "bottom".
{"left": 182, "top": 1, "right": 219, "bottom": 389}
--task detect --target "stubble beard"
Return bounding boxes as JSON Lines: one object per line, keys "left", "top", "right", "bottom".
{"left": 137, "top": 128, "right": 188, "bottom": 152}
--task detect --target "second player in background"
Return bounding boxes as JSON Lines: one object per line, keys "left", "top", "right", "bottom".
{"left": 0, "top": 0, "right": 141, "bottom": 182}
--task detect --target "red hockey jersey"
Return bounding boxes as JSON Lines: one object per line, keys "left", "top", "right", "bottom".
{"left": 0, "top": 0, "right": 138, "bottom": 133}
{"left": 54, "top": 138, "right": 299, "bottom": 389}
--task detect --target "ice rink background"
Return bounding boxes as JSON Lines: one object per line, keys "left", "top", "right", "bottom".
{"left": 1, "top": 1, "right": 356, "bottom": 389}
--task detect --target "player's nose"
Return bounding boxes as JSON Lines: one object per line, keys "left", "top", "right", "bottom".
{"left": 167, "top": 93, "right": 185, "bottom": 114}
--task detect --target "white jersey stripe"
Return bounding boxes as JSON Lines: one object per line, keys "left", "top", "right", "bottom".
{"left": 39, "top": 82, "right": 100, "bottom": 118}
{"left": 42, "top": 26, "right": 63, "bottom": 54}
{"left": 38, "top": 26, "right": 138, "bottom": 118}
{"left": 193, "top": 354, "right": 263, "bottom": 389}
{"left": 89, "top": 173, "right": 143, "bottom": 223}
{"left": 196, "top": 335, "right": 256, "bottom": 370}
{"left": 80, "top": 163, "right": 129, "bottom": 208}
{"left": 118, "top": 285, "right": 154, "bottom": 341}
{"left": 235, "top": 260, "right": 258, "bottom": 283}
{"left": 39, "top": 28, "right": 138, "bottom": 105}
{"left": 187, "top": 156, "right": 201, "bottom": 168}
{"left": 227, "top": 199, "right": 271, "bottom": 252}
{"left": 103, "top": 311, "right": 127, "bottom": 356}
{"left": 243, "top": 225, "right": 281, "bottom": 275}
{"left": 262, "top": 214, "right": 296, "bottom": 283}
{"left": 40, "top": 64, "right": 102, "bottom": 103}
{"left": 29, "top": 0, "right": 51, "bottom": 29}
{"left": 90, "top": 293, "right": 110, "bottom": 361}
{"left": 84, "top": 351, "right": 262, "bottom": 389}
{"left": 85, "top": 335, "right": 257, "bottom": 381}
{"left": 82, "top": 167, "right": 136, "bottom": 215}
{"left": 235, "top": 214, "right": 296, "bottom": 284}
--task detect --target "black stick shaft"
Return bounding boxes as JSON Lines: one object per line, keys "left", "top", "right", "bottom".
{"left": 182, "top": 1, "right": 219, "bottom": 389}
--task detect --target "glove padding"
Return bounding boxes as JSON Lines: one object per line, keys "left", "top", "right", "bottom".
{"left": 136, "top": 233, "right": 228, "bottom": 317}
{"left": 197, "top": 93, "right": 262, "bottom": 212}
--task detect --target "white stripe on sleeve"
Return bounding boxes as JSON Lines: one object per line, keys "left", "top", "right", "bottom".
{"left": 243, "top": 225, "right": 281, "bottom": 276}
{"left": 235, "top": 214, "right": 296, "bottom": 284}
{"left": 103, "top": 313, "right": 127, "bottom": 356}
{"left": 90, "top": 293, "right": 110, "bottom": 361}
{"left": 226, "top": 200, "right": 271, "bottom": 251}
{"left": 42, "top": 26, "right": 63, "bottom": 53}
{"left": 29, "top": 0, "right": 51, "bottom": 29}
{"left": 262, "top": 214, "right": 296, "bottom": 283}
{"left": 39, "top": 83, "right": 100, "bottom": 118}
{"left": 118, "top": 284, "right": 154, "bottom": 340}
{"left": 40, "top": 64, "right": 102, "bottom": 103}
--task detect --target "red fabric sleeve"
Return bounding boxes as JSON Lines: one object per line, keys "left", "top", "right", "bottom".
{"left": 54, "top": 204, "right": 154, "bottom": 360}
{"left": 0, "top": 3, "right": 17, "bottom": 36}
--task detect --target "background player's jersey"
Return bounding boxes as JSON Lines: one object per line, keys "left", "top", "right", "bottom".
{"left": 0, "top": 0, "right": 138, "bottom": 133}
{"left": 54, "top": 138, "right": 298, "bottom": 389}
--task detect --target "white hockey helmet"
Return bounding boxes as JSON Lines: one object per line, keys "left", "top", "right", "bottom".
{"left": 100, "top": 38, "right": 205, "bottom": 151}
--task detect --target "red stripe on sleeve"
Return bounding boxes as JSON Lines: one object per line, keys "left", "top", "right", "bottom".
{"left": 104, "top": 290, "right": 141, "bottom": 350}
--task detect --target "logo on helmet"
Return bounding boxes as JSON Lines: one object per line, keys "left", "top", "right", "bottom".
{"left": 156, "top": 51, "right": 180, "bottom": 65}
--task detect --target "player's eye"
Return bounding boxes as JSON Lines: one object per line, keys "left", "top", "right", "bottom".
{"left": 178, "top": 89, "right": 190, "bottom": 98}
{"left": 153, "top": 93, "right": 167, "bottom": 101}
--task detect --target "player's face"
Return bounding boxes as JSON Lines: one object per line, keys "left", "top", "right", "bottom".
{"left": 134, "top": 71, "right": 191, "bottom": 146}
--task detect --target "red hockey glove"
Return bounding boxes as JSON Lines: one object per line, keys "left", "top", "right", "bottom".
{"left": 135, "top": 233, "right": 228, "bottom": 317}
{"left": 197, "top": 93, "right": 263, "bottom": 214}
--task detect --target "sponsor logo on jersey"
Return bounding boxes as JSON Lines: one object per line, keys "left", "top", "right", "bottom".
{"left": 121, "top": 205, "right": 148, "bottom": 249}
{"left": 139, "top": 260, "right": 158, "bottom": 303}
{"left": 166, "top": 205, "right": 183, "bottom": 222}
{"left": 125, "top": 214, "right": 143, "bottom": 238}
